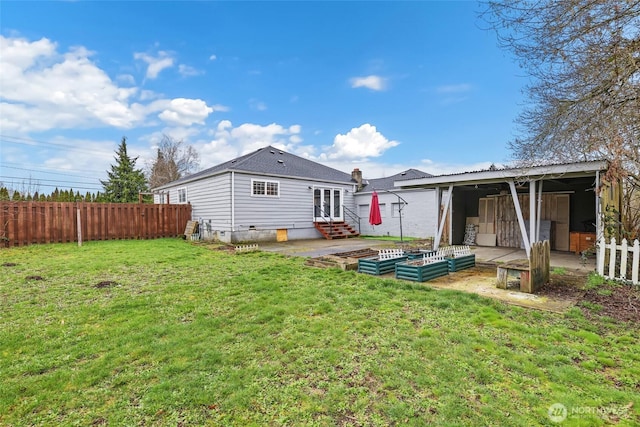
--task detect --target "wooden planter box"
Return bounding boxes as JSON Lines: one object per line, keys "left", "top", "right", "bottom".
{"left": 395, "top": 259, "right": 449, "bottom": 282}
{"left": 358, "top": 256, "right": 408, "bottom": 275}
{"left": 447, "top": 254, "right": 476, "bottom": 272}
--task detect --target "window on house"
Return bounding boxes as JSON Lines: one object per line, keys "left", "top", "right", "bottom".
{"left": 252, "top": 179, "right": 279, "bottom": 197}
{"left": 378, "top": 203, "right": 386, "bottom": 217}
{"left": 177, "top": 188, "right": 187, "bottom": 203}
{"left": 392, "top": 203, "right": 405, "bottom": 218}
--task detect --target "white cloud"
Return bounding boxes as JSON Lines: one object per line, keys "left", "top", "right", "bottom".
{"left": 117, "top": 74, "right": 136, "bottom": 85}
{"left": 350, "top": 75, "right": 386, "bottom": 91}
{"left": 249, "top": 99, "right": 267, "bottom": 111}
{"left": 436, "top": 83, "right": 473, "bottom": 105}
{"left": 197, "top": 121, "right": 304, "bottom": 166}
{"left": 134, "top": 50, "right": 175, "bottom": 79}
{"left": 0, "top": 35, "right": 223, "bottom": 133}
{"left": 209, "top": 54, "right": 217, "bottom": 61}
{"left": 178, "top": 64, "right": 202, "bottom": 77}
{"left": 157, "top": 98, "right": 214, "bottom": 126}
{"left": 322, "top": 124, "right": 399, "bottom": 160}
{"left": 0, "top": 36, "right": 143, "bottom": 131}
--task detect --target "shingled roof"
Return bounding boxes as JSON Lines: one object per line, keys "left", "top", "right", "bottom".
{"left": 361, "top": 168, "right": 432, "bottom": 192}
{"left": 154, "top": 146, "right": 354, "bottom": 189}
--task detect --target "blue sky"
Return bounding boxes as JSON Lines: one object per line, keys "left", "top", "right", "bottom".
{"left": 0, "top": 1, "right": 525, "bottom": 194}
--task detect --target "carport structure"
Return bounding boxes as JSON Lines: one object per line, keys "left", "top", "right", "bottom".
{"left": 395, "top": 160, "right": 618, "bottom": 264}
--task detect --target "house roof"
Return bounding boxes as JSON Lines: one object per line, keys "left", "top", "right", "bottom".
{"left": 360, "top": 168, "right": 432, "bottom": 192}
{"left": 394, "top": 160, "right": 609, "bottom": 188}
{"left": 153, "top": 145, "right": 355, "bottom": 189}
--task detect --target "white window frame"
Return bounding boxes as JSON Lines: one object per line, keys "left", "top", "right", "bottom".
{"left": 391, "top": 202, "right": 405, "bottom": 218}
{"left": 251, "top": 179, "right": 280, "bottom": 197}
{"left": 177, "top": 187, "right": 187, "bottom": 204}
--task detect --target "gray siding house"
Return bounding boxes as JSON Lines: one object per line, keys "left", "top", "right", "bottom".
{"left": 354, "top": 169, "right": 436, "bottom": 240}
{"left": 153, "top": 146, "right": 438, "bottom": 243}
{"left": 153, "top": 146, "right": 362, "bottom": 243}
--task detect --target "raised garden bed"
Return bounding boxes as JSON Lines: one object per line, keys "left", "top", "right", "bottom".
{"left": 406, "top": 250, "right": 436, "bottom": 260}
{"left": 447, "top": 254, "right": 476, "bottom": 272}
{"left": 358, "top": 255, "right": 408, "bottom": 275}
{"left": 395, "top": 259, "right": 449, "bottom": 282}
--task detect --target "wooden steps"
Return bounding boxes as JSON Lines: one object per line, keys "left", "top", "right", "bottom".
{"left": 313, "top": 221, "right": 360, "bottom": 240}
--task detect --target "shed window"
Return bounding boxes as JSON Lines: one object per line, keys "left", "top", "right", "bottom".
{"left": 252, "top": 179, "right": 279, "bottom": 197}
{"left": 177, "top": 188, "right": 187, "bottom": 203}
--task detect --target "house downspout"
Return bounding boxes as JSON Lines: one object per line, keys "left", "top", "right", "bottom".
{"left": 231, "top": 171, "right": 235, "bottom": 232}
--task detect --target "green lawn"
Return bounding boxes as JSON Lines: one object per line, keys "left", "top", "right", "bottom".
{"left": 1, "top": 239, "right": 638, "bottom": 426}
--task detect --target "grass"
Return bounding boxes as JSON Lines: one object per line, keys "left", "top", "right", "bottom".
{"left": 551, "top": 267, "right": 567, "bottom": 275}
{"left": 1, "top": 239, "right": 639, "bottom": 426}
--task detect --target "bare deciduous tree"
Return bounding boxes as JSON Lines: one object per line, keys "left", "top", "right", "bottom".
{"left": 482, "top": 0, "right": 640, "bottom": 237}
{"left": 147, "top": 135, "right": 200, "bottom": 189}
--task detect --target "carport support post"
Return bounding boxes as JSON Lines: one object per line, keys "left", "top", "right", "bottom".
{"left": 536, "top": 180, "right": 543, "bottom": 245}
{"left": 508, "top": 180, "right": 531, "bottom": 258}
{"left": 434, "top": 184, "right": 453, "bottom": 250}
{"left": 530, "top": 180, "right": 537, "bottom": 244}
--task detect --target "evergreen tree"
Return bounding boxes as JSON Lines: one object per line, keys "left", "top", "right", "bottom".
{"left": 0, "top": 187, "right": 8, "bottom": 201}
{"left": 100, "top": 137, "right": 148, "bottom": 203}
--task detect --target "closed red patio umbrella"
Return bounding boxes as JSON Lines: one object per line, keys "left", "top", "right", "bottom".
{"left": 369, "top": 191, "right": 382, "bottom": 226}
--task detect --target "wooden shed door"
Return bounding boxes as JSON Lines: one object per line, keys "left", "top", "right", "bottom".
{"left": 478, "top": 198, "right": 495, "bottom": 234}
{"left": 552, "top": 194, "right": 570, "bottom": 251}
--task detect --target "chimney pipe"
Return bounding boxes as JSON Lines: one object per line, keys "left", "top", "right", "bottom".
{"left": 351, "top": 168, "right": 363, "bottom": 190}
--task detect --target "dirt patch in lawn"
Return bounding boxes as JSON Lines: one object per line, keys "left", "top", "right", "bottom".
{"left": 582, "top": 284, "right": 640, "bottom": 323}
{"left": 397, "top": 265, "right": 582, "bottom": 313}
{"left": 538, "top": 272, "right": 640, "bottom": 323}
{"left": 95, "top": 281, "right": 118, "bottom": 288}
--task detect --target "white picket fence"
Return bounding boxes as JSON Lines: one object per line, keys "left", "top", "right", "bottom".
{"left": 597, "top": 237, "right": 640, "bottom": 285}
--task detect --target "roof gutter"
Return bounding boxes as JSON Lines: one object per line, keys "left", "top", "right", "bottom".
{"left": 394, "top": 160, "right": 609, "bottom": 188}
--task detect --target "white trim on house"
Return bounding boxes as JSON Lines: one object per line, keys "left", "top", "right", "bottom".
{"left": 177, "top": 187, "right": 187, "bottom": 204}
{"left": 251, "top": 178, "right": 280, "bottom": 197}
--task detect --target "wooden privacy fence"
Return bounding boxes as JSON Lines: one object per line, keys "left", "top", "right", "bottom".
{"left": 597, "top": 237, "right": 640, "bottom": 285}
{"left": 1, "top": 202, "right": 192, "bottom": 248}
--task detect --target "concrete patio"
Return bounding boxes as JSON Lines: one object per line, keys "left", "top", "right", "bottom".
{"left": 259, "top": 237, "right": 596, "bottom": 274}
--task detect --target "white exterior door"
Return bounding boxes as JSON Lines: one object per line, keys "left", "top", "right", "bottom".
{"left": 313, "top": 188, "right": 343, "bottom": 222}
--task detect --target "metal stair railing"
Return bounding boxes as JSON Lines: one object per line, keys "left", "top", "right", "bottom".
{"left": 342, "top": 205, "right": 361, "bottom": 235}
{"left": 314, "top": 204, "right": 333, "bottom": 237}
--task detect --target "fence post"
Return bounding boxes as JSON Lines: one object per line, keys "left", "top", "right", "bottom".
{"left": 77, "top": 207, "right": 82, "bottom": 247}
{"left": 633, "top": 240, "right": 639, "bottom": 285}
{"left": 607, "top": 237, "right": 617, "bottom": 279}
{"left": 620, "top": 238, "right": 628, "bottom": 279}
{"left": 597, "top": 237, "right": 606, "bottom": 277}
